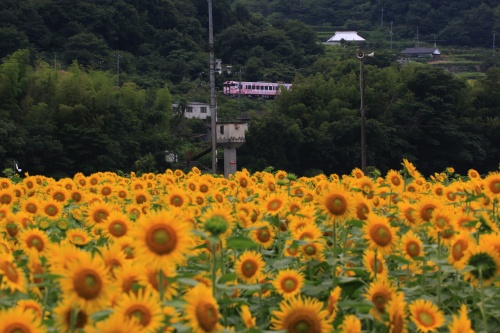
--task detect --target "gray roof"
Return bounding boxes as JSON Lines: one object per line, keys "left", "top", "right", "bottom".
{"left": 402, "top": 47, "right": 441, "bottom": 55}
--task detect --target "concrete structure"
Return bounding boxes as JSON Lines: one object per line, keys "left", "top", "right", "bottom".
{"left": 216, "top": 121, "right": 247, "bottom": 177}
{"left": 325, "top": 31, "right": 365, "bottom": 44}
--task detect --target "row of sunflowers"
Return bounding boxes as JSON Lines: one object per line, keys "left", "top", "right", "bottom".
{"left": 0, "top": 160, "right": 499, "bottom": 332}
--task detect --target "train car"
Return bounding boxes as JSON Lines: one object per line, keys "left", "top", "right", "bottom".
{"left": 223, "top": 81, "right": 292, "bottom": 98}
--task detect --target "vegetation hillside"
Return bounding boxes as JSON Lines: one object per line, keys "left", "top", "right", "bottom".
{"left": 0, "top": 1, "right": 499, "bottom": 177}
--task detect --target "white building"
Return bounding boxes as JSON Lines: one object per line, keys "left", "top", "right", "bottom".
{"left": 172, "top": 102, "right": 211, "bottom": 119}
{"left": 325, "top": 31, "right": 366, "bottom": 44}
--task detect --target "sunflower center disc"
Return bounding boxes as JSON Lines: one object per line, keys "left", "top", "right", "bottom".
{"left": 242, "top": 261, "right": 257, "bottom": 277}
{"left": 112, "top": 222, "right": 126, "bottom": 236}
{"left": 491, "top": 180, "right": 500, "bottom": 194}
{"left": 74, "top": 269, "right": 102, "bottom": 300}
{"left": 418, "top": 311, "right": 434, "bottom": 327}
{"left": 147, "top": 225, "right": 177, "bottom": 255}
{"left": 283, "top": 278, "right": 297, "bottom": 292}
{"left": 196, "top": 302, "right": 218, "bottom": 332}
{"left": 294, "top": 321, "right": 310, "bottom": 333}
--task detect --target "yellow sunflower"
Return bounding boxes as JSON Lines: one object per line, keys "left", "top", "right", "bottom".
{"left": 65, "top": 228, "right": 93, "bottom": 246}
{"left": 0, "top": 254, "right": 27, "bottom": 293}
{"left": 234, "top": 250, "right": 266, "bottom": 284}
{"left": 183, "top": 283, "right": 222, "bottom": 333}
{"left": 263, "top": 192, "right": 287, "bottom": 215}
{"left": 53, "top": 297, "right": 92, "bottom": 332}
{"left": 60, "top": 251, "right": 112, "bottom": 313}
{"left": 363, "top": 249, "right": 387, "bottom": 279}
{"left": 447, "top": 233, "right": 473, "bottom": 269}
{"left": 40, "top": 198, "right": 64, "bottom": 220}
{"left": 386, "top": 291, "right": 408, "bottom": 333}
{"left": 483, "top": 171, "right": 500, "bottom": 199}
{"left": 114, "top": 262, "right": 143, "bottom": 295}
{"left": 101, "top": 211, "right": 133, "bottom": 240}
{"left": 84, "top": 201, "right": 118, "bottom": 227}
{"left": 138, "top": 264, "right": 178, "bottom": 301}
{"left": 461, "top": 244, "right": 500, "bottom": 286}
{"left": 363, "top": 214, "right": 398, "bottom": 255}
{"left": 364, "top": 277, "right": 397, "bottom": 319}
{"left": 448, "top": 304, "right": 474, "bottom": 333}
{"left": 321, "top": 184, "right": 353, "bottom": 220}
{"left": 20, "top": 196, "right": 42, "bottom": 215}
{"left": 339, "top": 314, "right": 362, "bottom": 333}
{"left": 164, "top": 188, "right": 189, "bottom": 208}
{"left": 18, "top": 227, "right": 51, "bottom": 255}
{"left": 429, "top": 206, "right": 456, "bottom": 242}
{"left": 272, "top": 268, "right": 305, "bottom": 298}
{"left": 240, "top": 305, "right": 256, "bottom": 329}
{"left": 326, "top": 286, "right": 342, "bottom": 321}
{"left": 248, "top": 222, "right": 276, "bottom": 249}
{"left": 0, "top": 188, "right": 15, "bottom": 206}
{"left": 49, "top": 186, "right": 71, "bottom": 203}
{"left": 132, "top": 209, "right": 192, "bottom": 268}
{"left": 87, "top": 313, "right": 143, "bottom": 333}
{"left": 399, "top": 230, "right": 424, "bottom": 262}
{"left": 114, "top": 287, "right": 164, "bottom": 333}
{"left": 415, "top": 197, "right": 444, "bottom": 225}
{"left": 270, "top": 295, "right": 332, "bottom": 333}
{"left": 386, "top": 169, "right": 405, "bottom": 192}
{"left": 397, "top": 201, "right": 418, "bottom": 227}
{"left": 0, "top": 307, "right": 46, "bottom": 333}
{"left": 16, "top": 299, "right": 44, "bottom": 319}
{"left": 408, "top": 299, "right": 445, "bottom": 333}
{"left": 301, "top": 241, "right": 326, "bottom": 262}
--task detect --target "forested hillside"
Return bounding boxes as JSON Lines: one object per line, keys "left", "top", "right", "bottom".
{"left": 0, "top": 1, "right": 499, "bottom": 178}
{"left": 240, "top": 0, "right": 500, "bottom": 48}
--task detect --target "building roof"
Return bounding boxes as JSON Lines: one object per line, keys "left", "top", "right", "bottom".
{"left": 402, "top": 47, "right": 441, "bottom": 55}
{"left": 326, "top": 31, "right": 365, "bottom": 43}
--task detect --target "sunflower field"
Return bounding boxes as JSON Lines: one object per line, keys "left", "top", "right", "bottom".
{"left": 0, "top": 160, "right": 500, "bottom": 333}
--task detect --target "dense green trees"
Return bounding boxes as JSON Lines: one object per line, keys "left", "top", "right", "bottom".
{"left": 239, "top": 62, "right": 499, "bottom": 176}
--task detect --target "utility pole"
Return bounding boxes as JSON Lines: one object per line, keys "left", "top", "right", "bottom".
{"left": 380, "top": 6, "right": 384, "bottom": 28}
{"left": 115, "top": 53, "right": 122, "bottom": 86}
{"left": 493, "top": 30, "right": 496, "bottom": 54}
{"left": 238, "top": 68, "right": 242, "bottom": 113}
{"left": 208, "top": 0, "right": 217, "bottom": 174}
{"left": 390, "top": 21, "right": 393, "bottom": 50}
{"left": 357, "top": 51, "right": 367, "bottom": 173}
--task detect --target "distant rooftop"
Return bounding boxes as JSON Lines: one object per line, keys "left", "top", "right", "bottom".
{"left": 325, "top": 31, "right": 365, "bottom": 44}
{"left": 402, "top": 47, "right": 441, "bottom": 55}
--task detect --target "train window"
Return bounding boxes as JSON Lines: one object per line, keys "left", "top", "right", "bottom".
{"left": 231, "top": 83, "right": 237, "bottom": 87}
{"left": 265, "top": 86, "right": 268, "bottom": 90}
{"left": 220, "top": 125, "right": 224, "bottom": 135}
{"left": 252, "top": 85, "right": 255, "bottom": 89}
{"left": 201, "top": 107, "right": 207, "bottom": 113}
{"left": 186, "top": 107, "right": 193, "bottom": 113}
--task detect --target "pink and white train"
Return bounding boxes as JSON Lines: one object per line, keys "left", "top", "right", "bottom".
{"left": 223, "top": 81, "right": 292, "bottom": 98}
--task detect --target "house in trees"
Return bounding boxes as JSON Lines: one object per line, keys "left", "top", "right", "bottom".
{"left": 325, "top": 31, "right": 365, "bottom": 45}
{"left": 401, "top": 47, "right": 441, "bottom": 60}
{"left": 172, "top": 102, "right": 211, "bottom": 119}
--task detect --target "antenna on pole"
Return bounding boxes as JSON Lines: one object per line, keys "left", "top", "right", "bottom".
{"left": 208, "top": 0, "right": 217, "bottom": 174}
{"left": 414, "top": 26, "right": 420, "bottom": 48}
{"left": 115, "top": 53, "right": 122, "bottom": 86}
{"left": 493, "top": 30, "right": 496, "bottom": 54}
{"left": 380, "top": 6, "right": 384, "bottom": 28}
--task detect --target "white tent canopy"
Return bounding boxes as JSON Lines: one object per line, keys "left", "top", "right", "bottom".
{"left": 326, "top": 31, "right": 365, "bottom": 44}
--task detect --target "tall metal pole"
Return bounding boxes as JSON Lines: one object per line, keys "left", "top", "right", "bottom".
{"left": 359, "top": 58, "right": 367, "bottom": 173}
{"left": 208, "top": 0, "right": 217, "bottom": 174}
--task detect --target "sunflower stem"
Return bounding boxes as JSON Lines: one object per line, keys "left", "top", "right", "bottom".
{"left": 332, "top": 217, "right": 337, "bottom": 287}
{"left": 479, "top": 268, "right": 489, "bottom": 332}
{"left": 211, "top": 241, "right": 217, "bottom": 298}
{"left": 158, "top": 269, "right": 165, "bottom": 303}
{"left": 258, "top": 286, "right": 264, "bottom": 327}
{"left": 437, "top": 232, "right": 441, "bottom": 306}
{"left": 69, "top": 308, "right": 78, "bottom": 333}
{"left": 374, "top": 248, "right": 378, "bottom": 281}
